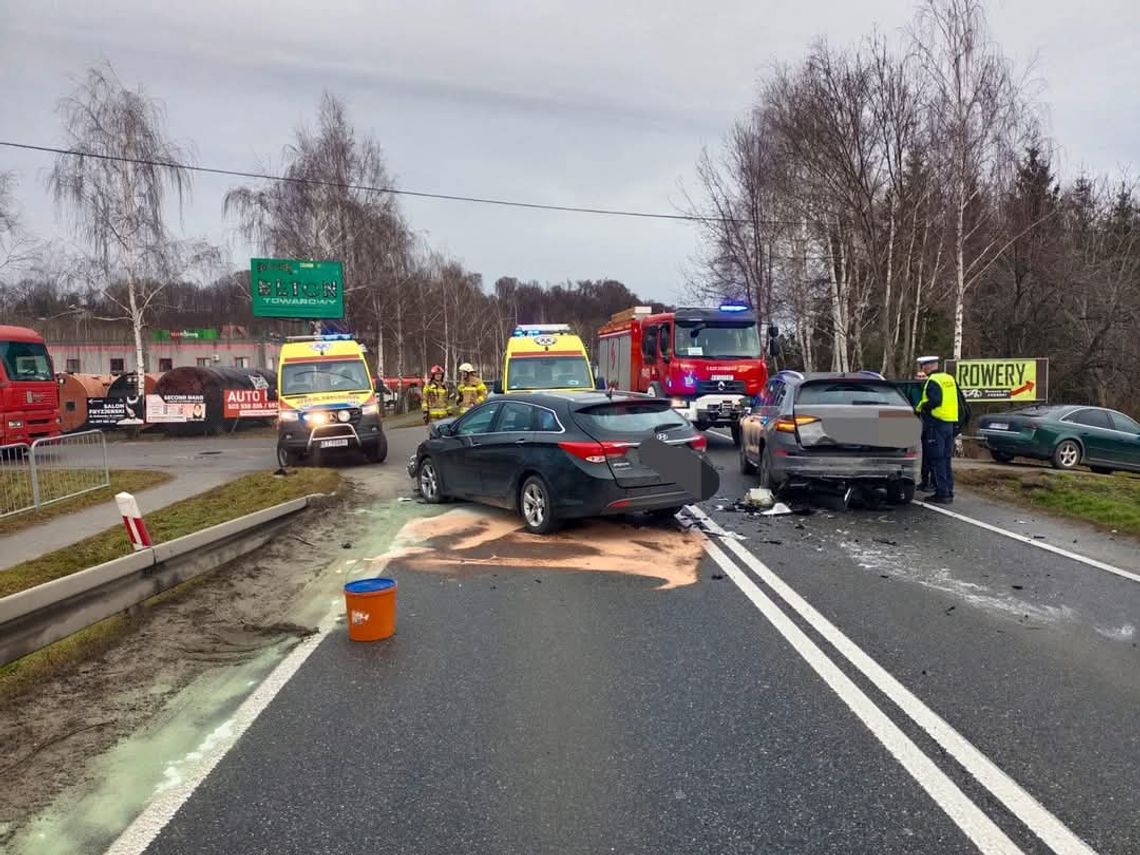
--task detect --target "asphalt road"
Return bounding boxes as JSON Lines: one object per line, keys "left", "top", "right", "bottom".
{"left": 111, "top": 433, "right": 1138, "bottom": 854}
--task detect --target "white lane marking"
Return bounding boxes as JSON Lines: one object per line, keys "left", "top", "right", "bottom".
{"left": 701, "top": 538, "right": 1022, "bottom": 853}
{"left": 689, "top": 505, "right": 1097, "bottom": 855}
{"left": 105, "top": 611, "right": 336, "bottom": 855}
{"left": 915, "top": 500, "right": 1140, "bottom": 585}
{"left": 708, "top": 429, "right": 732, "bottom": 439}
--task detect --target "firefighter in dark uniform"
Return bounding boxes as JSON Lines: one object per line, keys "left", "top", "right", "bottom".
{"left": 915, "top": 355, "right": 961, "bottom": 504}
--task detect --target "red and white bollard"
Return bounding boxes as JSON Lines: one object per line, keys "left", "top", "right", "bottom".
{"left": 115, "top": 491, "right": 152, "bottom": 551}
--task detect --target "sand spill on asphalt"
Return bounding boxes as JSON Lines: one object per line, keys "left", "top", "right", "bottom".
{"left": 364, "top": 507, "right": 705, "bottom": 590}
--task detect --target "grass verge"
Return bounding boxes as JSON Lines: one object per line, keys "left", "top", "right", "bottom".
{"left": 0, "top": 469, "right": 172, "bottom": 537}
{"left": 0, "top": 467, "right": 340, "bottom": 599}
{"left": 955, "top": 468, "right": 1140, "bottom": 538}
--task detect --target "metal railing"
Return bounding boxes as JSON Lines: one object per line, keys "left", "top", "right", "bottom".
{"left": 0, "top": 430, "right": 111, "bottom": 519}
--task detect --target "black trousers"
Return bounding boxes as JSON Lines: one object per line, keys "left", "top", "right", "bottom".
{"left": 922, "top": 420, "right": 956, "bottom": 498}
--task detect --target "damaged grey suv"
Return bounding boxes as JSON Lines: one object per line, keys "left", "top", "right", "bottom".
{"left": 738, "top": 371, "right": 922, "bottom": 507}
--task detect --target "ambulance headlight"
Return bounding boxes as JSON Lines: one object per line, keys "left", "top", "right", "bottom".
{"left": 305, "top": 411, "right": 329, "bottom": 425}
{"left": 279, "top": 411, "right": 299, "bottom": 423}
{"left": 337, "top": 410, "right": 351, "bottom": 423}
{"left": 361, "top": 403, "right": 380, "bottom": 416}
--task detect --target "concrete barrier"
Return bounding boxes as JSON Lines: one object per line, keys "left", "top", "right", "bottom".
{"left": 0, "top": 496, "right": 311, "bottom": 667}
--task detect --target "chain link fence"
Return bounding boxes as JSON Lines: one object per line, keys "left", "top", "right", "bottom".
{"left": 0, "top": 431, "right": 111, "bottom": 519}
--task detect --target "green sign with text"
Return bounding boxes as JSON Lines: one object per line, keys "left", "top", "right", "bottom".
{"left": 251, "top": 258, "right": 344, "bottom": 319}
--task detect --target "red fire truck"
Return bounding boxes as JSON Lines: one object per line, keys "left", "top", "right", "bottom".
{"left": 0, "top": 325, "right": 62, "bottom": 446}
{"left": 596, "top": 304, "right": 769, "bottom": 445}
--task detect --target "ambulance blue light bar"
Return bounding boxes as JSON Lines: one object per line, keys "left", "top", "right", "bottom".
{"left": 512, "top": 324, "right": 571, "bottom": 337}
{"left": 718, "top": 302, "right": 749, "bottom": 313}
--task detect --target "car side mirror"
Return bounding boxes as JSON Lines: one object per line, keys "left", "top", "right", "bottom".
{"left": 493, "top": 380, "right": 503, "bottom": 395}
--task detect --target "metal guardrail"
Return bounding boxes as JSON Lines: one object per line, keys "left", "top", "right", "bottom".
{"left": 0, "top": 496, "right": 311, "bottom": 667}
{"left": 0, "top": 442, "right": 34, "bottom": 518}
{"left": 0, "top": 430, "right": 110, "bottom": 518}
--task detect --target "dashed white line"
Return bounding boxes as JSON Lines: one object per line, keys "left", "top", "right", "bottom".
{"left": 688, "top": 504, "right": 1097, "bottom": 855}
{"left": 914, "top": 500, "right": 1140, "bottom": 585}
{"left": 701, "top": 537, "right": 1022, "bottom": 853}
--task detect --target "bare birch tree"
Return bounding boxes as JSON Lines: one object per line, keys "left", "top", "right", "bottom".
{"left": 48, "top": 63, "right": 195, "bottom": 393}
{"left": 912, "top": 0, "right": 1025, "bottom": 359}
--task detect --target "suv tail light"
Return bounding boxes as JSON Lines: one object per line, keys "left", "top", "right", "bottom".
{"left": 689, "top": 434, "right": 708, "bottom": 452}
{"left": 558, "top": 440, "right": 629, "bottom": 464}
{"left": 775, "top": 416, "right": 819, "bottom": 433}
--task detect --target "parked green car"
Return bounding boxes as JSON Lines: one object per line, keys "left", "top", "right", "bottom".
{"left": 977, "top": 404, "right": 1140, "bottom": 473}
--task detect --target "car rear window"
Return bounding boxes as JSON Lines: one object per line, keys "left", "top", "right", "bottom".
{"left": 572, "top": 400, "right": 687, "bottom": 435}
{"left": 796, "top": 381, "right": 908, "bottom": 406}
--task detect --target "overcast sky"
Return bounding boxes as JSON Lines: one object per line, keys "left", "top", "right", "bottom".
{"left": 2, "top": 0, "right": 1138, "bottom": 304}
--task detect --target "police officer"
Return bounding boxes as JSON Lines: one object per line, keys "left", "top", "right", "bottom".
{"left": 915, "top": 358, "right": 935, "bottom": 492}
{"left": 455, "top": 362, "right": 487, "bottom": 415}
{"left": 421, "top": 365, "right": 450, "bottom": 426}
{"left": 915, "top": 356, "right": 961, "bottom": 504}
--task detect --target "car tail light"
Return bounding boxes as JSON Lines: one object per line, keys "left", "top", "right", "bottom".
{"left": 558, "top": 440, "right": 628, "bottom": 464}
{"left": 688, "top": 434, "right": 708, "bottom": 452}
{"left": 775, "top": 416, "right": 819, "bottom": 433}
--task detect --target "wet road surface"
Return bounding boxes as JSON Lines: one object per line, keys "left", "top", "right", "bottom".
{"left": 108, "top": 434, "right": 1138, "bottom": 854}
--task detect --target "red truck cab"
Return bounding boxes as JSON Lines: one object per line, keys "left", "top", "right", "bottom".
{"left": 0, "top": 325, "right": 62, "bottom": 445}
{"left": 597, "top": 304, "right": 769, "bottom": 445}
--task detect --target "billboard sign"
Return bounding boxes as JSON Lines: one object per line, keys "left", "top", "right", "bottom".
{"left": 946, "top": 358, "right": 1048, "bottom": 402}
{"left": 251, "top": 258, "right": 344, "bottom": 319}
{"left": 223, "top": 388, "right": 277, "bottom": 419}
{"left": 146, "top": 394, "right": 206, "bottom": 423}
{"left": 85, "top": 396, "right": 146, "bottom": 428}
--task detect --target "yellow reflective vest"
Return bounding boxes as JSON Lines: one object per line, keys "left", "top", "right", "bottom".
{"left": 917, "top": 372, "right": 960, "bottom": 423}
{"left": 456, "top": 377, "right": 487, "bottom": 413}
{"left": 421, "top": 382, "right": 450, "bottom": 420}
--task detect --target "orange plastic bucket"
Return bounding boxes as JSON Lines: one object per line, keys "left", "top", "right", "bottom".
{"left": 343, "top": 578, "right": 397, "bottom": 642}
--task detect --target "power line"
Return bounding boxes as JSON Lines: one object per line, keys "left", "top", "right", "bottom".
{"left": 0, "top": 139, "right": 758, "bottom": 226}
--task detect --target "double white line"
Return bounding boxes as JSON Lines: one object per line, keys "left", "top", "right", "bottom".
{"left": 685, "top": 504, "right": 1097, "bottom": 855}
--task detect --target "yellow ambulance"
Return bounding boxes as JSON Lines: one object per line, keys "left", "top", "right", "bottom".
{"left": 495, "top": 324, "right": 600, "bottom": 395}
{"left": 275, "top": 334, "right": 387, "bottom": 466}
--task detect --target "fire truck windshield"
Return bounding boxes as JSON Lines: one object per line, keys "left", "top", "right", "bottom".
{"left": 0, "top": 340, "right": 53, "bottom": 381}
{"left": 674, "top": 322, "right": 761, "bottom": 359}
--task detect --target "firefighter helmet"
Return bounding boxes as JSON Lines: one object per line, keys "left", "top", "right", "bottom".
{"left": 430, "top": 364, "right": 444, "bottom": 377}
{"left": 459, "top": 362, "right": 475, "bottom": 374}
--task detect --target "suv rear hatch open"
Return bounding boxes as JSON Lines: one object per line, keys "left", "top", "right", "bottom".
{"left": 569, "top": 398, "right": 702, "bottom": 487}
{"left": 791, "top": 379, "right": 920, "bottom": 452}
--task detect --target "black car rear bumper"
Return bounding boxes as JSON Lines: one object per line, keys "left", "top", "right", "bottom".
{"left": 554, "top": 482, "right": 692, "bottom": 519}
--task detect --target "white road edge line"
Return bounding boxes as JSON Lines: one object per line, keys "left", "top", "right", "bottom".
{"left": 687, "top": 504, "right": 1097, "bottom": 855}
{"left": 914, "top": 500, "right": 1140, "bottom": 585}
{"left": 700, "top": 537, "right": 1021, "bottom": 854}
{"left": 104, "top": 611, "right": 337, "bottom": 855}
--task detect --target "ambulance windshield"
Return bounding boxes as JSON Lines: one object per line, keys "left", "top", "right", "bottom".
{"left": 507, "top": 356, "right": 592, "bottom": 391}
{"left": 674, "top": 322, "right": 761, "bottom": 359}
{"left": 281, "top": 359, "right": 371, "bottom": 395}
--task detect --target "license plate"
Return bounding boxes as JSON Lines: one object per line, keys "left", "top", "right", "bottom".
{"left": 320, "top": 438, "right": 350, "bottom": 449}
{"left": 711, "top": 374, "right": 733, "bottom": 381}
{"left": 989, "top": 422, "right": 1009, "bottom": 431}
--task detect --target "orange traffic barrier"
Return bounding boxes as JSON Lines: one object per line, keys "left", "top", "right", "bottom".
{"left": 343, "top": 578, "right": 397, "bottom": 641}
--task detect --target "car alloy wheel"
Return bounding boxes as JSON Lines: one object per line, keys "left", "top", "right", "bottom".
{"left": 1053, "top": 440, "right": 1081, "bottom": 470}
{"left": 418, "top": 458, "right": 442, "bottom": 503}
{"left": 520, "top": 475, "right": 559, "bottom": 534}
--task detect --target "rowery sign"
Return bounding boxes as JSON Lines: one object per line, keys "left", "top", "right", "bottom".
{"left": 251, "top": 258, "right": 344, "bottom": 319}
{"left": 946, "top": 358, "right": 1049, "bottom": 402}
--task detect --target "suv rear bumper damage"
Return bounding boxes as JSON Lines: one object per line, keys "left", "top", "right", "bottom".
{"left": 773, "top": 453, "right": 917, "bottom": 484}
